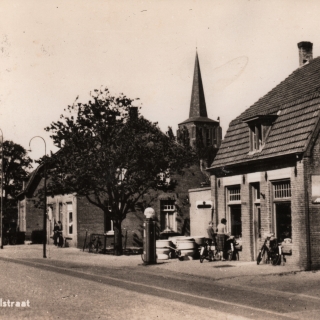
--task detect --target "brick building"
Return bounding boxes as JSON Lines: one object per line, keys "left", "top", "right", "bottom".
{"left": 208, "top": 41, "right": 320, "bottom": 270}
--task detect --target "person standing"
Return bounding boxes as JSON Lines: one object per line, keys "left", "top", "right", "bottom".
{"left": 206, "top": 221, "right": 215, "bottom": 241}
{"left": 57, "top": 221, "right": 63, "bottom": 247}
{"left": 53, "top": 221, "right": 59, "bottom": 246}
{"left": 216, "top": 218, "right": 228, "bottom": 261}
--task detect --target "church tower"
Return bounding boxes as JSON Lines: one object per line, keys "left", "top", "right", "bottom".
{"left": 178, "top": 51, "right": 222, "bottom": 161}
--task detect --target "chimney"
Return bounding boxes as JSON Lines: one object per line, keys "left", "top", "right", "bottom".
{"left": 298, "top": 41, "right": 313, "bottom": 67}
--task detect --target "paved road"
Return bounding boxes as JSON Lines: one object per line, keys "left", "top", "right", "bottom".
{"left": 1, "top": 255, "right": 320, "bottom": 319}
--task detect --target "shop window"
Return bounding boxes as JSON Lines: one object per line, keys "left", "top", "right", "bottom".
{"left": 160, "top": 200, "right": 176, "bottom": 232}
{"left": 275, "top": 202, "right": 292, "bottom": 242}
{"left": 227, "top": 186, "right": 241, "bottom": 202}
{"left": 67, "top": 203, "right": 73, "bottom": 235}
{"left": 273, "top": 180, "right": 292, "bottom": 242}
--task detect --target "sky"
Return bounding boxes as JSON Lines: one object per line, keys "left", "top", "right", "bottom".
{"left": 1, "top": 0, "right": 320, "bottom": 163}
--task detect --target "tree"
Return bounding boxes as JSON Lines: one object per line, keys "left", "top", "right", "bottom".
{"left": 45, "top": 88, "right": 195, "bottom": 255}
{"left": 1, "top": 141, "right": 32, "bottom": 229}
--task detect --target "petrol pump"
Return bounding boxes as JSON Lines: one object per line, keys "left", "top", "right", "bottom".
{"left": 142, "top": 207, "right": 156, "bottom": 265}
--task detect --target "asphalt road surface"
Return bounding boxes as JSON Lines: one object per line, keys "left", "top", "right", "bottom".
{"left": 0, "top": 256, "right": 319, "bottom": 319}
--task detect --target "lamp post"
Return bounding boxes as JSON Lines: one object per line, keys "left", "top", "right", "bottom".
{"left": 0, "top": 129, "right": 3, "bottom": 249}
{"left": 29, "top": 136, "right": 47, "bottom": 258}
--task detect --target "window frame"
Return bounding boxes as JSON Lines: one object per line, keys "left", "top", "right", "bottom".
{"left": 160, "top": 200, "right": 177, "bottom": 232}
{"left": 271, "top": 179, "right": 292, "bottom": 242}
{"left": 67, "top": 202, "right": 73, "bottom": 236}
{"left": 226, "top": 185, "right": 241, "bottom": 204}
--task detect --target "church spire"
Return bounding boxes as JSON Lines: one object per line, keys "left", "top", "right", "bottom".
{"left": 189, "top": 51, "right": 208, "bottom": 118}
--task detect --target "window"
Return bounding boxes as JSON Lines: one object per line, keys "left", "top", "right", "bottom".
{"left": 227, "top": 186, "right": 241, "bottom": 202}
{"left": 47, "top": 205, "right": 53, "bottom": 235}
{"left": 160, "top": 200, "right": 176, "bottom": 232}
{"left": 243, "top": 115, "right": 277, "bottom": 153}
{"left": 249, "top": 124, "right": 263, "bottom": 151}
{"left": 105, "top": 201, "right": 114, "bottom": 234}
{"left": 67, "top": 203, "right": 73, "bottom": 235}
{"left": 59, "top": 203, "right": 63, "bottom": 221}
{"left": 274, "top": 181, "right": 291, "bottom": 199}
{"left": 206, "top": 128, "right": 211, "bottom": 146}
{"left": 273, "top": 180, "right": 292, "bottom": 242}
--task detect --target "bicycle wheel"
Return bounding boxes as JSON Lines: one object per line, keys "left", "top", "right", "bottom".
{"left": 272, "top": 253, "right": 281, "bottom": 266}
{"left": 208, "top": 250, "right": 214, "bottom": 262}
{"left": 257, "top": 248, "right": 265, "bottom": 265}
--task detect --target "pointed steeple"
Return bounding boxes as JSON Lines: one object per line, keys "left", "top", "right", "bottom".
{"left": 189, "top": 51, "right": 208, "bottom": 118}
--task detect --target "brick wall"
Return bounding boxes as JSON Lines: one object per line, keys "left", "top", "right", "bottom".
{"left": 306, "top": 133, "right": 320, "bottom": 269}
{"left": 77, "top": 196, "right": 104, "bottom": 249}
{"left": 241, "top": 176, "right": 251, "bottom": 260}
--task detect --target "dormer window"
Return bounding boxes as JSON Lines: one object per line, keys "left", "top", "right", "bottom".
{"left": 249, "top": 123, "right": 263, "bottom": 151}
{"left": 242, "top": 114, "right": 278, "bottom": 153}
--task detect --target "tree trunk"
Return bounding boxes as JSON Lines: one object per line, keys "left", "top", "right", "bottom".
{"left": 113, "top": 220, "right": 123, "bottom": 256}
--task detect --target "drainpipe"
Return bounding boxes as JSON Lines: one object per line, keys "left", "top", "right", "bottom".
{"left": 306, "top": 189, "right": 312, "bottom": 271}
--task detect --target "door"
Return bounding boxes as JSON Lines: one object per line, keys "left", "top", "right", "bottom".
{"left": 253, "top": 204, "right": 261, "bottom": 256}
{"left": 229, "top": 205, "right": 242, "bottom": 238}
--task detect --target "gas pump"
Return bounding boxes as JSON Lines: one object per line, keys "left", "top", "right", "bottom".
{"left": 142, "top": 207, "right": 156, "bottom": 265}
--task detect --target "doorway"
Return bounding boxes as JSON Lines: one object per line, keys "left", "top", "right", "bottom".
{"left": 229, "top": 205, "right": 242, "bottom": 238}
{"left": 253, "top": 204, "right": 261, "bottom": 256}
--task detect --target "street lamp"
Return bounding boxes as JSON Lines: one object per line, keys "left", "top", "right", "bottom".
{"left": 0, "top": 128, "right": 3, "bottom": 249}
{"left": 29, "top": 136, "right": 47, "bottom": 258}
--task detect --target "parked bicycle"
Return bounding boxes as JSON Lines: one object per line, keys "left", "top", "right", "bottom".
{"left": 88, "top": 235, "right": 103, "bottom": 253}
{"left": 199, "top": 238, "right": 217, "bottom": 263}
{"left": 257, "top": 233, "right": 283, "bottom": 266}
{"left": 226, "top": 236, "right": 241, "bottom": 261}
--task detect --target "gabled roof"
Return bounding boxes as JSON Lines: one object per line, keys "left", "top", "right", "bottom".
{"left": 17, "top": 165, "right": 43, "bottom": 198}
{"left": 210, "top": 56, "right": 320, "bottom": 169}
{"left": 179, "top": 52, "right": 218, "bottom": 126}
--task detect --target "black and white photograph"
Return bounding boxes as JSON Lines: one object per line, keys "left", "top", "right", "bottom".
{"left": 1, "top": 0, "right": 320, "bottom": 319}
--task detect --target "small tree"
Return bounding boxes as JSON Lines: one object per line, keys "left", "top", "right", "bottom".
{"left": 45, "top": 88, "right": 195, "bottom": 255}
{"left": 1, "top": 141, "right": 32, "bottom": 229}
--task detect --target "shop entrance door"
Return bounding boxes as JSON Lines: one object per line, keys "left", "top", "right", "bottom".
{"left": 229, "top": 205, "right": 242, "bottom": 238}
{"left": 253, "top": 204, "right": 261, "bottom": 256}
{"left": 275, "top": 202, "right": 291, "bottom": 242}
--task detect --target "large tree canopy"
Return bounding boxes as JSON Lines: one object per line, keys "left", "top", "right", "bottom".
{"left": 1, "top": 141, "right": 32, "bottom": 228}
{"left": 45, "top": 88, "right": 195, "bottom": 254}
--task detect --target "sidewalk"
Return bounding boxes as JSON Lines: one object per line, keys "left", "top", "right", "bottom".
{"left": 0, "top": 244, "right": 302, "bottom": 280}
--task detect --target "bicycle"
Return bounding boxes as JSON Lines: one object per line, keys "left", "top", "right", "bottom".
{"left": 88, "top": 236, "right": 103, "bottom": 253}
{"left": 199, "top": 238, "right": 217, "bottom": 263}
{"left": 256, "top": 233, "right": 282, "bottom": 266}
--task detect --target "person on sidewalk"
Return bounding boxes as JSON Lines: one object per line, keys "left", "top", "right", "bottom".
{"left": 207, "top": 221, "right": 215, "bottom": 243}
{"left": 53, "top": 221, "right": 59, "bottom": 246}
{"left": 57, "top": 220, "right": 63, "bottom": 247}
{"left": 216, "top": 218, "right": 228, "bottom": 260}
